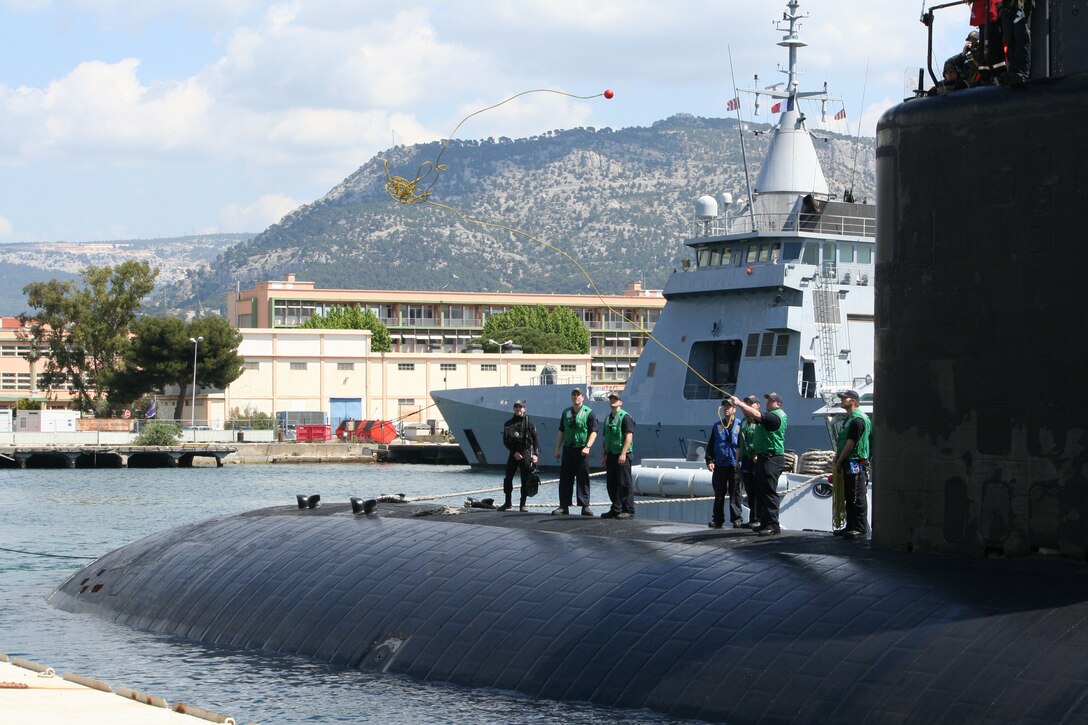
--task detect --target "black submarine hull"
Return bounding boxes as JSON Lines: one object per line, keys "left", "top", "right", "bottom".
{"left": 51, "top": 504, "right": 1088, "bottom": 723}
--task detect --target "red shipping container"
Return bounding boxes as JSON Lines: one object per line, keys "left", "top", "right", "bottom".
{"left": 296, "top": 424, "right": 332, "bottom": 442}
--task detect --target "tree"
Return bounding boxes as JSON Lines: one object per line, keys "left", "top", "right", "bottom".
{"left": 112, "top": 316, "right": 245, "bottom": 422}
{"left": 20, "top": 261, "right": 158, "bottom": 412}
{"left": 298, "top": 305, "right": 392, "bottom": 352}
{"left": 481, "top": 305, "right": 589, "bottom": 354}
{"left": 473, "top": 327, "right": 579, "bottom": 354}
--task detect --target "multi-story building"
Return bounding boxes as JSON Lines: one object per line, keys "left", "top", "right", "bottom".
{"left": 0, "top": 317, "right": 78, "bottom": 409}
{"left": 227, "top": 275, "right": 665, "bottom": 385}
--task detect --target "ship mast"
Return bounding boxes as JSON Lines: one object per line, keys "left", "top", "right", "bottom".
{"left": 737, "top": 0, "right": 833, "bottom": 205}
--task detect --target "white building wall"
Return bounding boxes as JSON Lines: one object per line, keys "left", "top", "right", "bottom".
{"left": 188, "top": 328, "right": 592, "bottom": 431}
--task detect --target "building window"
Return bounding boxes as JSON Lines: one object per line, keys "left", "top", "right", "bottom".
{"left": 244, "top": 361, "right": 259, "bottom": 370}
{"left": 561, "top": 364, "right": 577, "bottom": 372}
{"left": 481, "top": 363, "right": 497, "bottom": 371}
{"left": 520, "top": 364, "right": 537, "bottom": 372}
{"left": 439, "top": 363, "right": 457, "bottom": 371}
{"left": 1, "top": 372, "right": 31, "bottom": 390}
{"left": 405, "top": 304, "right": 434, "bottom": 326}
{"left": 273, "top": 300, "right": 319, "bottom": 327}
{"left": 397, "top": 398, "right": 415, "bottom": 406}
{"left": 290, "top": 362, "right": 307, "bottom": 370}
{"left": 337, "top": 362, "right": 354, "bottom": 371}
{"left": 398, "top": 363, "right": 415, "bottom": 371}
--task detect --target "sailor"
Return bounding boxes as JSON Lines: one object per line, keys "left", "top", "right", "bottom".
{"left": 499, "top": 400, "right": 538, "bottom": 512}
{"left": 553, "top": 388, "right": 598, "bottom": 516}
{"left": 971, "top": 0, "right": 1005, "bottom": 84}
{"left": 929, "top": 55, "right": 972, "bottom": 96}
{"left": 999, "top": 0, "right": 1033, "bottom": 85}
{"left": 737, "top": 395, "right": 762, "bottom": 529}
{"left": 600, "top": 392, "right": 635, "bottom": 519}
{"left": 832, "top": 389, "right": 871, "bottom": 540}
{"left": 705, "top": 397, "right": 742, "bottom": 528}
{"left": 731, "top": 392, "right": 788, "bottom": 536}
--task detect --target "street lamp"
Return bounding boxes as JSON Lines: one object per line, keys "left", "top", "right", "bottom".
{"left": 488, "top": 339, "right": 513, "bottom": 386}
{"left": 189, "top": 336, "right": 203, "bottom": 437}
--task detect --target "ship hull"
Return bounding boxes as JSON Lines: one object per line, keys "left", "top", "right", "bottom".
{"left": 50, "top": 504, "right": 1088, "bottom": 724}
{"left": 433, "top": 385, "right": 833, "bottom": 468}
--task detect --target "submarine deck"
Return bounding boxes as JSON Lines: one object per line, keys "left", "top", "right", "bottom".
{"left": 51, "top": 500, "right": 1088, "bottom": 724}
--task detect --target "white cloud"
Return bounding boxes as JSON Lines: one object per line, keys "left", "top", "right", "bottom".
{"left": 2, "top": 59, "right": 212, "bottom": 160}
{"left": 218, "top": 193, "right": 300, "bottom": 233}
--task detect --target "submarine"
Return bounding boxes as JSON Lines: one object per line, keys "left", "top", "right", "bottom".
{"left": 50, "top": 2, "right": 1088, "bottom": 722}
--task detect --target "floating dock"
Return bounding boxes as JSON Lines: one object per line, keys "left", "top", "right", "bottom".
{"left": 376, "top": 443, "right": 468, "bottom": 465}
{"left": 0, "top": 445, "right": 237, "bottom": 469}
{"left": 0, "top": 653, "right": 238, "bottom": 724}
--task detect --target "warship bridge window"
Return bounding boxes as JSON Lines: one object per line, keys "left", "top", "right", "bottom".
{"left": 822, "top": 242, "right": 836, "bottom": 262}
{"left": 857, "top": 245, "right": 872, "bottom": 264}
{"left": 709, "top": 248, "right": 722, "bottom": 266}
{"left": 746, "top": 332, "right": 791, "bottom": 358}
{"left": 697, "top": 249, "right": 709, "bottom": 267}
{"left": 801, "top": 243, "right": 820, "bottom": 265}
{"left": 781, "top": 242, "right": 802, "bottom": 261}
{"left": 684, "top": 339, "right": 742, "bottom": 399}
{"left": 839, "top": 244, "right": 855, "bottom": 263}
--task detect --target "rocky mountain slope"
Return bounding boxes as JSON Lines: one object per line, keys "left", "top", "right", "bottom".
{"left": 173, "top": 114, "right": 876, "bottom": 309}
{"left": 0, "top": 234, "right": 251, "bottom": 316}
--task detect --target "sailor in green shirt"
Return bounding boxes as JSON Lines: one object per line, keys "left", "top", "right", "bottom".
{"left": 552, "top": 388, "right": 598, "bottom": 516}
{"left": 601, "top": 391, "right": 635, "bottom": 519}
{"left": 731, "top": 391, "right": 788, "bottom": 536}
{"left": 736, "top": 395, "right": 762, "bottom": 528}
{"left": 832, "top": 389, "right": 871, "bottom": 540}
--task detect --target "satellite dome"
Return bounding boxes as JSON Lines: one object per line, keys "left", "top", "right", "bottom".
{"left": 695, "top": 195, "right": 719, "bottom": 221}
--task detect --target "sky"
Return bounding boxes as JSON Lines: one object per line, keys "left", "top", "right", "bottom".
{"left": 0, "top": 0, "right": 973, "bottom": 244}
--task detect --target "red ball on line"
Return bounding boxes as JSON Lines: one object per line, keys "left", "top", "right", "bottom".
{"left": 603, "top": 89, "right": 614, "bottom": 99}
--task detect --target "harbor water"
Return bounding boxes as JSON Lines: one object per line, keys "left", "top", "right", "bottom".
{"left": 0, "top": 463, "right": 697, "bottom": 724}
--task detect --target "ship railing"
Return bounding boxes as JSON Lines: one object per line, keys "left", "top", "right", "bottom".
{"left": 692, "top": 212, "right": 875, "bottom": 239}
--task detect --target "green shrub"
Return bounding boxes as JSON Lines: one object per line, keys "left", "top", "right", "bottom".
{"left": 133, "top": 420, "right": 182, "bottom": 446}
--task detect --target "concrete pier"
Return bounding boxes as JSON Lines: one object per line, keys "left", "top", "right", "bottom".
{"left": 0, "top": 654, "right": 237, "bottom": 724}
{"left": 0, "top": 445, "right": 237, "bottom": 469}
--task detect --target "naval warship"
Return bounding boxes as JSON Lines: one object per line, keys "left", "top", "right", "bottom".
{"left": 433, "top": 2, "right": 875, "bottom": 468}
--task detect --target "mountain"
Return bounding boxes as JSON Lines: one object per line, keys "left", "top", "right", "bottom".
{"left": 172, "top": 115, "right": 876, "bottom": 310}
{"left": 0, "top": 234, "right": 252, "bottom": 316}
